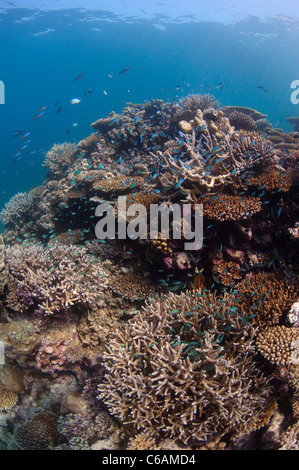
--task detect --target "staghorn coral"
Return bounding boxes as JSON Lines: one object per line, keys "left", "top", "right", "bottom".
{"left": 98, "top": 290, "right": 272, "bottom": 445}
{"left": 127, "top": 432, "right": 157, "bottom": 451}
{"left": 152, "top": 113, "right": 279, "bottom": 193}
{"left": 0, "top": 192, "right": 34, "bottom": 227}
{"left": 4, "top": 243, "right": 108, "bottom": 316}
{"left": 256, "top": 326, "right": 299, "bottom": 366}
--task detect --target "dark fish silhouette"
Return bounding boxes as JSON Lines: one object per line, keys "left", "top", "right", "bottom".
{"left": 73, "top": 72, "right": 84, "bottom": 82}
{"left": 55, "top": 106, "right": 63, "bottom": 114}
{"left": 118, "top": 67, "right": 131, "bottom": 75}
{"left": 11, "top": 130, "right": 25, "bottom": 138}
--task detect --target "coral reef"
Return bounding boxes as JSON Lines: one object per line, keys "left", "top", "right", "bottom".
{"left": 256, "top": 326, "right": 299, "bottom": 366}
{"left": 98, "top": 290, "right": 272, "bottom": 445}
{"left": 4, "top": 243, "right": 109, "bottom": 316}
{"left": 0, "top": 94, "right": 298, "bottom": 450}
{"left": 43, "top": 142, "right": 79, "bottom": 179}
{"left": 14, "top": 412, "right": 62, "bottom": 450}
{"left": 0, "top": 192, "right": 34, "bottom": 227}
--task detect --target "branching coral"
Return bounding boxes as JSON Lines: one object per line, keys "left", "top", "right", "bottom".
{"left": 98, "top": 290, "right": 272, "bottom": 445}
{"left": 151, "top": 110, "right": 279, "bottom": 193}
{"left": 174, "top": 93, "right": 220, "bottom": 122}
{"left": 0, "top": 192, "right": 34, "bottom": 227}
{"left": 43, "top": 142, "right": 79, "bottom": 179}
{"left": 4, "top": 243, "right": 108, "bottom": 316}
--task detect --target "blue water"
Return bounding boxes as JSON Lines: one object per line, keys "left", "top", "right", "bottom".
{"left": 0, "top": 2, "right": 299, "bottom": 213}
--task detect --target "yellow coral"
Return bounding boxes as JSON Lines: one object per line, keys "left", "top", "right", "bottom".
{"left": 256, "top": 326, "right": 299, "bottom": 366}
{"left": 0, "top": 382, "right": 18, "bottom": 410}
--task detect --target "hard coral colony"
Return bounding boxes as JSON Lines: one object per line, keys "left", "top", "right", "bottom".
{"left": 0, "top": 94, "right": 298, "bottom": 450}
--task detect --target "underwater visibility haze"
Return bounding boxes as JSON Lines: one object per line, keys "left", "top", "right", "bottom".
{"left": 0, "top": 0, "right": 299, "bottom": 451}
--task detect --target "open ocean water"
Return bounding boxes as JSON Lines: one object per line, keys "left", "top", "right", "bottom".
{"left": 0, "top": 0, "right": 298, "bottom": 213}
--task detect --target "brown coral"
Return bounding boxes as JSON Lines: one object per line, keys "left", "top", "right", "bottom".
{"left": 4, "top": 243, "right": 108, "bottom": 316}
{"left": 256, "top": 326, "right": 299, "bottom": 366}
{"left": 235, "top": 273, "right": 299, "bottom": 327}
{"left": 98, "top": 290, "right": 272, "bottom": 445}
{"left": 0, "top": 382, "right": 18, "bottom": 411}
{"left": 93, "top": 176, "right": 145, "bottom": 193}
{"left": 14, "top": 413, "right": 62, "bottom": 450}
{"left": 197, "top": 194, "right": 262, "bottom": 221}
{"left": 108, "top": 271, "right": 158, "bottom": 301}
{"left": 247, "top": 167, "right": 292, "bottom": 192}
{"left": 228, "top": 111, "right": 255, "bottom": 130}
